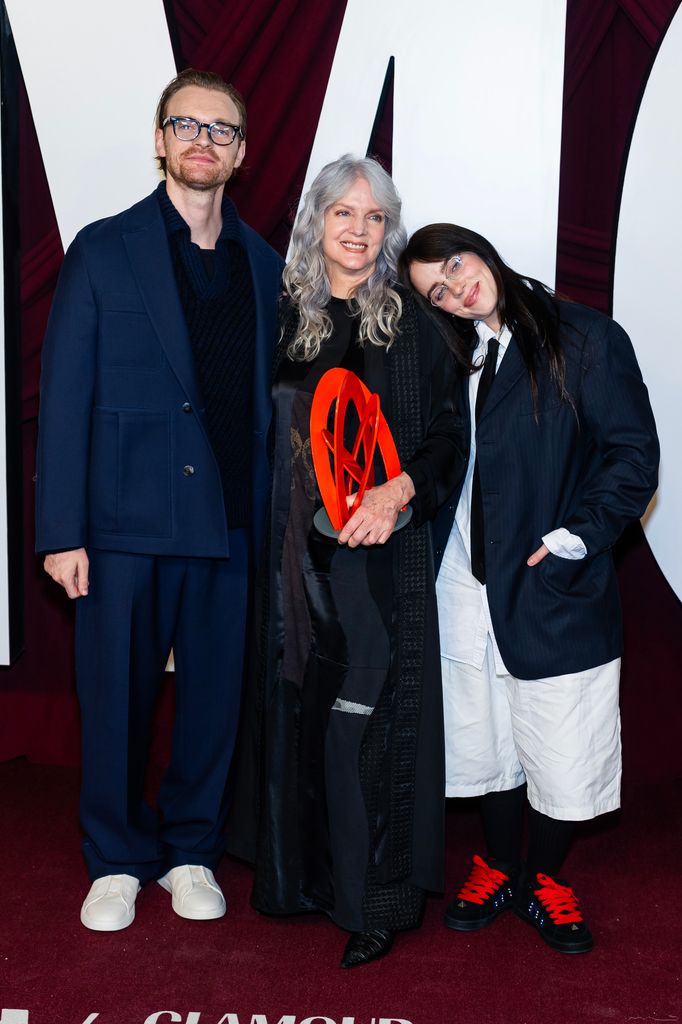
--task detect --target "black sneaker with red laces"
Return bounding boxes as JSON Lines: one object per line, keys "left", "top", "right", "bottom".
{"left": 444, "top": 854, "right": 518, "bottom": 931}
{"left": 514, "top": 872, "right": 594, "bottom": 953}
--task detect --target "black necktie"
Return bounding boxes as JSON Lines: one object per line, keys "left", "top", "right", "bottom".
{"left": 470, "top": 338, "right": 500, "bottom": 584}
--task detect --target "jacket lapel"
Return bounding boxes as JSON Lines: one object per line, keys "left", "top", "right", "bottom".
{"left": 122, "top": 196, "right": 203, "bottom": 411}
{"left": 244, "top": 240, "right": 275, "bottom": 439}
{"left": 477, "top": 333, "right": 526, "bottom": 421}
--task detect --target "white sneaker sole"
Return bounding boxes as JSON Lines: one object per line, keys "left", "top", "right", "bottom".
{"left": 80, "top": 903, "right": 136, "bottom": 931}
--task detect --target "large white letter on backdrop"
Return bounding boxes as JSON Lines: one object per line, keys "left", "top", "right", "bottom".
{"left": 5, "top": 0, "right": 175, "bottom": 250}
{"left": 0, "top": 0, "right": 175, "bottom": 664}
{"left": 0, "top": 68, "right": 8, "bottom": 665}
{"left": 614, "top": 7, "right": 682, "bottom": 601}
{"left": 299, "top": 0, "right": 567, "bottom": 286}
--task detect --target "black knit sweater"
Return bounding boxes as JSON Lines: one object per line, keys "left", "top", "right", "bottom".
{"left": 157, "top": 181, "right": 256, "bottom": 527}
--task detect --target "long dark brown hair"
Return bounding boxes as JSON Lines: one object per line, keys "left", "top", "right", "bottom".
{"left": 397, "top": 223, "right": 571, "bottom": 407}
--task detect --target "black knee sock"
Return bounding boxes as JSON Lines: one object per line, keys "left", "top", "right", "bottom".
{"left": 479, "top": 785, "right": 525, "bottom": 870}
{"left": 526, "top": 807, "right": 575, "bottom": 878}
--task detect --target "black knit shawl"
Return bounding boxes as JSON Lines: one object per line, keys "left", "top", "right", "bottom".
{"left": 275, "top": 292, "right": 429, "bottom": 886}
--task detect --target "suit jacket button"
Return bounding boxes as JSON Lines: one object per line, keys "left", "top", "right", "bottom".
{"left": 182, "top": 402, "right": 192, "bottom": 413}
{"left": 183, "top": 464, "right": 195, "bottom": 476}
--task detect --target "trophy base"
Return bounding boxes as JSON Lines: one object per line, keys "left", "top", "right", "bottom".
{"left": 313, "top": 505, "right": 413, "bottom": 540}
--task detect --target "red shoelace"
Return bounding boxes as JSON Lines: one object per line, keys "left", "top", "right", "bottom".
{"left": 457, "top": 855, "right": 509, "bottom": 905}
{"left": 534, "top": 873, "right": 584, "bottom": 925}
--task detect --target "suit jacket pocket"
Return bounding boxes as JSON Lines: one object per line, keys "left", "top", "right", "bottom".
{"left": 89, "top": 408, "right": 171, "bottom": 538}
{"left": 117, "top": 411, "right": 171, "bottom": 537}
{"left": 517, "top": 395, "right": 563, "bottom": 418}
{"left": 99, "top": 292, "right": 163, "bottom": 370}
{"left": 539, "top": 550, "right": 611, "bottom": 600}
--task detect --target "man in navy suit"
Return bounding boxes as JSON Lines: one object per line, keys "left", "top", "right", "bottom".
{"left": 36, "top": 69, "right": 283, "bottom": 931}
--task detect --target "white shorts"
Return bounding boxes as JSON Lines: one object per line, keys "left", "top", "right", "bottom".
{"left": 442, "top": 640, "right": 622, "bottom": 820}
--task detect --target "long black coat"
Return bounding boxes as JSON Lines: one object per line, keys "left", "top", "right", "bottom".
{"left": 227, "top": 293, "right": 466, "bottom": 912}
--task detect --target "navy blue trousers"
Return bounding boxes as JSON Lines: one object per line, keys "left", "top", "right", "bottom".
{"left": 75, "top": 535, "right": 249, "bottom": 883}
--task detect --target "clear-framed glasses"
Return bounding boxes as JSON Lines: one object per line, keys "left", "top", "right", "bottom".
{"left": 429, "top": 254, "right": 465, "bottom": 307}
{"left": 162, "top": 115, "right": 244, "bottom": 146}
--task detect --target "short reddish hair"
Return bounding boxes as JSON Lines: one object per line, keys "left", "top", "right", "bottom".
{"left": 155, "top": 68, "right": 247, "bottom": 174}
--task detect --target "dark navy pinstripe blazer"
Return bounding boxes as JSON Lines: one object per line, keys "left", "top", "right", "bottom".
{"left": 433, "top": 297, "right": 659, "bottom": 680}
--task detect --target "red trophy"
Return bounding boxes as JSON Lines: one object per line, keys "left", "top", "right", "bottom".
{"left": 309, "top": 367, "right": 413, "bottom": 538}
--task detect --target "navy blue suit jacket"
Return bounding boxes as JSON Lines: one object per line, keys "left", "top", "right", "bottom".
{"left": 433, "top": 298, "right": 659, "bottom": 680}
{"left": 36, "top": 191, "right": 283, "bottom": 559}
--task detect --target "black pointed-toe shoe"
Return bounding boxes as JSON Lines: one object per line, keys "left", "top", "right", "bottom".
{"left": 340, "top": 929, "right": 395, "bottom": 968}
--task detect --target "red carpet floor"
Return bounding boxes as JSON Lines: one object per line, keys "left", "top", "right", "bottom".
{"left": 1, "top": 759, "right": 680, "bottom": 1024}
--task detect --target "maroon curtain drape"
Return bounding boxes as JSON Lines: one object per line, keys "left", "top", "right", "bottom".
{"left": 556, "top": 0, "right": 682, "bottom": 784}
{"left": 557, "top": 0, "right": 677, "bottom": 307}
{"left": 1, "top": 0, "right": 680, "bottom": 784}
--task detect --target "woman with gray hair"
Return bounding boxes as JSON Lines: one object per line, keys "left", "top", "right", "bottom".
{"left": 230, "top": 156, "right": 465, "bottom": 967}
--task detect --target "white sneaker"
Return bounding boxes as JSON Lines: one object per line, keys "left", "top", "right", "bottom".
{"left": 157, "top": 864, "right": 226, "bottom": 920}
{"left": 80, "top": 874, "right": 140, "bottom": 931}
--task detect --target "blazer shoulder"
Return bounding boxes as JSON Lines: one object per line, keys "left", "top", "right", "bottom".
{"left": 558, "top": 298, "right": 617, "bottom": 339}
{"left": 558, "top": 300, "right": 638, "bottom": 382}
{"left": 74, "top": 192, "right": 160, "bottom": 249}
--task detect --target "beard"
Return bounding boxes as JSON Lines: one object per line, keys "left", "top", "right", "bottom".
{"left": 166, "top": 149, "right": 233, "bottom": 191}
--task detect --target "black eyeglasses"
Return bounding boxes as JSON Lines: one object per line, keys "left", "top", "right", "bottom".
{"left": 162, "top": 115, "right": 244, "bottom": 146}
{"left": 429, "top": 254, "right": 465, "bottom": 307}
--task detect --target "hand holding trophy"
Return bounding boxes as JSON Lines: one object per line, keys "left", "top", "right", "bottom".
{"left": 310, "top": 366, "right": 413, "bottom": 542}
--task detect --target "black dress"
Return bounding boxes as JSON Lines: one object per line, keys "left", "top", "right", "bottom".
{"left": 230, "top": 291, "right": 466, "bottom": 931}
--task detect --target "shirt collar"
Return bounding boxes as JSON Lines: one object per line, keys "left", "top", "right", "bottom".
{"left": 156, "top": 180, "right": 243, "bottom": 245}
{"left": 473, "top": 320, "right": 512, "bottom": 357}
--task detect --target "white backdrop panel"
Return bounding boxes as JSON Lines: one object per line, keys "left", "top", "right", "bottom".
{"left": 0, "top": 67, "right": 7, "bottom": 664}
{"left": 5, "top": 0, "right": 175, "bottom": 250}
{"left": 613, "top": 7, "right": 682, "bottom": 601}
{"left": 0, "top": 0, "right": 175, "bottom": 663}
{"left": 299, "top": 0, "right": 566, "bottom": 286}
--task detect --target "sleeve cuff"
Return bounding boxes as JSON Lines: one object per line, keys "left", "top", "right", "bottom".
{"left": 542, "top": 527, "right": 587, "bottom": 560}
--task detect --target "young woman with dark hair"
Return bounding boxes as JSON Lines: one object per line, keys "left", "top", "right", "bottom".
{"left": 398, "top": 223, "right": 659, "bottom": 954}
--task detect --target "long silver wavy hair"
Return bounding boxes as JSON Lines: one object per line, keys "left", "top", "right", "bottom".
{"left": 284, "top": 155, "right": 407, "bottom": 361}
